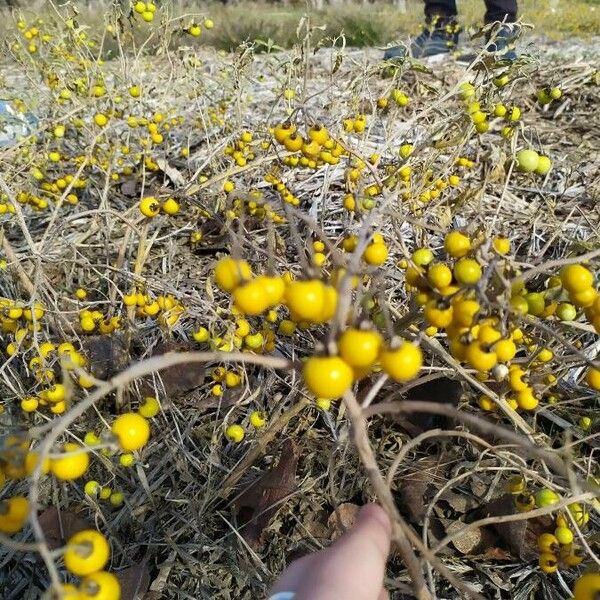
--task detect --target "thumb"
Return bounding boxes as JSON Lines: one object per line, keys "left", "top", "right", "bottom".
{"left": 295, "top": 503, "right": 391, "bottom": 600}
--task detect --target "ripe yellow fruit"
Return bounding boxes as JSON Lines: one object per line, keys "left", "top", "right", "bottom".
{"left": 560, "top": 264, "right": 593, "bottom": 292}
{"left": 363, "top": 242, "right": 388, "bottom": 266}
{"left": 233, "top": 280, "right": 271, "bottom": 316}
{"left": 535, "top": 155, "right": 552, "bottom": 176}
{"left": 554, "top": 526, "right": 574, "bottom": 545}
{"left": 516, "top": 149, "right": 539, "bottom": 173}
{"left": 64, "top": 529, "right": 110, "bottom": 576}
{"left": 494, "top": 339, "right": 517, "bottom": 362}
{"left": 0, "top": 496, "right": 29, "bottom": 534}
{"left": 225, "top": 424, "right": 245, "bottom": 442}
{"left": 285, "top": 280, "right": 325, "bottom": 322}
{"left": 255, "top": 275, "right": 285, "bottom": 306}
{"left": 303, "top": 356, "right": 353, "bottom": 399}
{"left": 111, "top": 413, "right": 150, "bottom": 451}
{"left": 139, "top": 196, "right": 160, "bottom": 218}
{"left": 427, "top": 263, "right": 453, "bottom": 289}
{"left": 585, "top": 368, "right": 600, "bottom": 390}
{"left": 492, "top": 237, "right": 510, "bottom": 255}
{"left": 573, "top": 573, "right": 600, "bottom": 600}
{"left": 412, "top": 248, "right": 434, "bottom": 266}
{"left": 50, "top": 443, "right": 90, "bottom": 480}
{"left": 444, "top": 231, "right": 471, "bottom": 258}
{"left": 517, "top": 388, "right": 539, "bottom": 411}
{"left": 337, "top": 329, "right": 382, "bottom": 368}
{"left": 465, "top": 342, "right": 497, "bottom": 372}
{"left": 453, "top": 258, "right": 482, "bottom": 285}
{"left": 161, "top": 198, "right": 180, "bottom": 215}
{"left": 249, "top": 410, "right": 266, "bottom": 428}
{"left": 79, "top": 571, "right": 121, "bottom": 600}
{"left": 424, "top": 301, "right": 453, "bottom": 329}
{"left": 379, "top": 342, "right": 423, "bottom": 382}
{"left": 214, "top": 257, "right": 252, "bottom": 292}
{"left": 93, "top": 113, "right": 108, "bottom": 127}
{"left": 538, "top": 552, "right": 558, "bottom": 574}
{"left": 139, "top": 396, "right": 160, "bottom": 418}
{"left": 537, "top": 533, "right": 559, "bottom": 554}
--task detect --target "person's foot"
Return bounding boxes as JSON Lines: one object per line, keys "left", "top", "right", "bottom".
{"left": 384, "top": 17, "right": 461, "bottom": 60}
{"left": 485, "top": 24, "right": 518, "bottom": 61}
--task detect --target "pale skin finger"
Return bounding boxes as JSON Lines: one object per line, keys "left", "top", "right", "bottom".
{"left": 270, "top": 503, "right": 391, "bottom": 600}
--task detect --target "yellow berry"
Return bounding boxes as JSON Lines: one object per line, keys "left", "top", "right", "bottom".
{"left": 79, "top": 571, "right": 121, "bottom": 600}
{"left": 50, "top": 443, "right": 90, "bottom": 480}
{"left": 225, "top": 424, "right": 245, "bottom": 443}
{"left": 379, "top": 342, "right": 423, "bottom": 382}
{"left": 64, "top": 529, "right": 110, "bottom": 576}
{"left": 303, "top": 355, "right": 353, "bottom": 400}
{"left": 249, "top": 410, "right": 266, "bottom": 428}
{"left": 111, "top": 413, "right": 150, "bottom": 451}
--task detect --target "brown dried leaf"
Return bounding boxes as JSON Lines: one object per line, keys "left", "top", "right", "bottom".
{"left": 116, "top": 562, "right": 150, "bottom": 600}
{"left": 467, "top": 494, "right": 553, "bottom": 561}
{"left": 327, "top": 503, "right": 359, "bottom": 539}
{"left": 139, "top": 342, "right": 205, "bottom": 398}
{"left": 440, "top": 517, "right": 483, "bottom": 555}
{"left": 82, "top": 334, "right": 129, "bottom": 380}
{"left": 38, "top": 507, "right": 91, "bottom": 550}
{"left": 235, "top": 439, "right": 299, "bottom": 548}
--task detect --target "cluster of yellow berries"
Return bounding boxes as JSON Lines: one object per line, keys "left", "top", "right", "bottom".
{"left": 122, "top": 291, "right": 186, "bottom": 328}
{"left": 133, "top": 1, "right": 157, "bottom": 23}
{"left": 516, "top": 148, "right": 553, "bottom": 175}
{"left": 213, "top": 255, "right": 423, "bottom": 403}
{"left": 84, "top": 480, "right": 126, "bottom": 507}
{"left": 0, "top": 410, "right": 153, "bottom": 539}
{"left": 224, "top": 130, "right": 256, "bottom": 167}
{"left": 139, "top": 196, "right": 180, "bottom": 218}
{"left": 225, "top": 409, "right": 268, "bottom": 443}
{"left": 376, "top": 88, "right": 411, "bottom": 110}
{"left": 59, "top": 528, "right": 121, "bottom": 600}
{"left": 273, "top": 122, "right": 346, "bottom": 169}
{"left": 226, "top": 191, "right": 287, "bottom": 224}
{"left": 264, "top": 174, "right": 301, "bottom": 207}
{"left": 209, "top": 366, "right": 243, "bottom": 397}
{"left": 537, "top": 86, "right": 562, "bottom": 106}
{"left": 509, "top": 481, "right": 600, "bottom": 599}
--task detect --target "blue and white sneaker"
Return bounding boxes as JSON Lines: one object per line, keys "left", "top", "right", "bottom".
{"left": 384, "top": 18, "right": 461, "bottom": 60}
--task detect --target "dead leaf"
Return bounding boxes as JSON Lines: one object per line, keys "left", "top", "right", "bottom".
{"left": 82, "top": 334, "right": 129, "bottom": 380}
{"left": 116, "top": 562, "right": 150, "bottom": 600}
{"left": 38, "top": 507, "right": 91, "bottom": 550}
{"left": 440, "top": 517, "right": 483, "bottom": 554}
{"left": 139, "top": 342, "right": 205, "bottom": 398}
{"left": 327, "top": 503, "right": 359, "bottom": 539}
{"left": 302, "top": 510, "right": 330, "bottom": 542}
{"left": 398, "top": 456, "right": 441, "bottom": 524}
{"left": 466, "top": 494, "right": 553, "bottom": 561}
{"left": 235, "top": 439, "right": 299, "bottom": 548}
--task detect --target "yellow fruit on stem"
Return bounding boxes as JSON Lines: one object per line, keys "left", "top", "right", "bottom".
{"left": 303, "top": 356, "right": 353, "bottom": 400}
{"left": 337, "top": 328, "right": 382, "bottom": 368}
{"left": 516, "top": 149, "right": 539, "bottom": 173}
{"left": 79, "top": 571, "right": 121, "bottom": 600}
{"left": 111, "top": 413, "right": 150, "bottom": 451}
{"left": 64, "top": 529, "right": 110, "bottom": 576}
{"left": 444, "top": 231, "right": 471, "bottom": 258}
{"left": 214, "top": 257, "right": 252, "bottom": 292}
{"left": 379, "top": 342, "right": 423, "bottom": 382}
{"left": 50, "top": 443, "right": 90, "bottom": 480}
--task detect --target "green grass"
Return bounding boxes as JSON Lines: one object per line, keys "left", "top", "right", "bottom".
{"left": 1, "top": 0, "right": 599, "bottom": 51}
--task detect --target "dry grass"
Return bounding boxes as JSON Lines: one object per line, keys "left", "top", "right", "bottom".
{"left": 0, "top": 2, "right": 599, "bottom": 600}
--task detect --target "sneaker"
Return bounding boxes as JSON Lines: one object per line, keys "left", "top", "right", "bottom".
{"left": 485, "top": 24, "right": 517, "bottom": 61}
{"left": 384, "top": 18, "right": 461, "bottom": 60}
